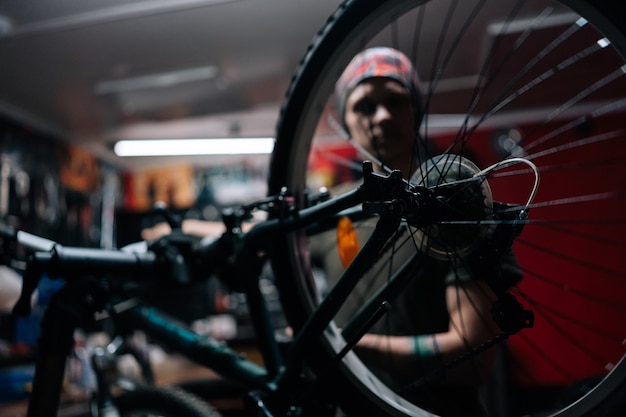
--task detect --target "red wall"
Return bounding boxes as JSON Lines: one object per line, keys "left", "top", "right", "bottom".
{"left": 430, "top": 113, "right": 626, "bottom": 386}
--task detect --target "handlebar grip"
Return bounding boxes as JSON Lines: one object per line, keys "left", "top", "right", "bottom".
{"left": 50, "top": 245, "right": 158, "bottom": 274}
{"left": 0, "top": 224, "right": 57, "bottom": 252}
{"left": 16, "top": 231, "right": 57, "bottom": 252}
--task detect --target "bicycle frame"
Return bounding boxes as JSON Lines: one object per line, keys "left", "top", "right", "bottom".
{"left": 10, "top": 161, "right": 527, "bottom": 416}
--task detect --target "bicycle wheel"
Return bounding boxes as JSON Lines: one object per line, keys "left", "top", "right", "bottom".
{"left": 269, "top": 0, "right": 626, "bottom": 416}
{"left": 113, "top": 385, "right": 223, "bottom": 417}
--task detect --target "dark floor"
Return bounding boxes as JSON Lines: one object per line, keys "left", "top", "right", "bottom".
{"left": 0, "top": 342, "right": 260, "bottom": 417}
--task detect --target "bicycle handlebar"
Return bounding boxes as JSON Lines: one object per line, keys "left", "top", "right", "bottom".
{"left": 7, "top": 224, "right": 230, "bottom": 317}
{"left": 11, "top": 243, "right": 162, "bottom": 316}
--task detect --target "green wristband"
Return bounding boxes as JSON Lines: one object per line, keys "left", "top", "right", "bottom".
{"left": 413, "top": 335, "right": 438, "bottom": 358}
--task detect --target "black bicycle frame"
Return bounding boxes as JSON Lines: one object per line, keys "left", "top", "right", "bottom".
{"left": 17, "top": 163, "right": 429, "bottom": 416}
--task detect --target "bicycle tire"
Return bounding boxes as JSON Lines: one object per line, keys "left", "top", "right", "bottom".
{"left": 113, "top": 385, "right": 223, "bottom": 417}
{"left": 269, "top": 0, "right": 626, "bottom": 416}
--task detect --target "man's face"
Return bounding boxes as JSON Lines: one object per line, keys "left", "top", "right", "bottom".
{"left": 344, "top": 77, "right": 417, "bottom": 178}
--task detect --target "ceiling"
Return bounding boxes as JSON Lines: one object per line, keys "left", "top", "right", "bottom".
{"left": 0, "top": 0, "right": 343, "bottom": 170}
{"left": 0, "top": 0, "right": 622, "bottom": 172}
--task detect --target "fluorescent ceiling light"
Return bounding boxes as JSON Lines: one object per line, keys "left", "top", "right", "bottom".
{"left": 6, "top": 0, "right": 242, "bottom": 38}
{"left": 114, "top": 138, "right": 275, "bottom": 157}
{"left": 95, "top": 65, "right": 219, "bottom": 94}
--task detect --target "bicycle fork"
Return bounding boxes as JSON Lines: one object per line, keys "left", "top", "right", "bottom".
{"left": 26, "top": 284, "right": 95, "bottom": 417}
